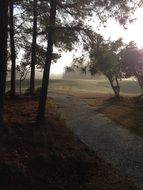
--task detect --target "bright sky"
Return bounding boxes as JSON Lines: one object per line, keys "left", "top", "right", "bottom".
{"left": 50, "top": 51, "right": 74, "bottom": 75}
{"left": 97, "top": 8, "right": 143, "bottom": 47}
{"left": 50, "top": 8, "right": 143, "bottom": 75}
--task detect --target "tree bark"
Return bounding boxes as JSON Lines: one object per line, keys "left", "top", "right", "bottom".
{"left": 115, "top": 76, "right": 120, "bottom": 97}
{"left": 9, "top": 0, "right": 16, "bottom": 97}
{"left": 30, "top": 0, "right": 38, "bottom": 95}
{"left": 108, "top": 76, "right": 120, "bottom": 98}
{"left": 37, "top": 0, "right": 56, "bottom": 120}
{"left": 0, "top": 0, "right": 8, "bottom": 121}
{"left": 19, "top": 79, "right": 22, "bottom": 96}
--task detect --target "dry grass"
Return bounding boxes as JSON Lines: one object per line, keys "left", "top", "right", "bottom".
{"left": 0, "top": 96, "right": 138, "bottom": 190}
{"left": 82, "top": 94, "right": 143, "bottom": 138}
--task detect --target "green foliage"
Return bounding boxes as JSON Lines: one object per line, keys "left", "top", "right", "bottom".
{"left": 84, "top": 34, "right": 122, "bottom": 79}
{"left": 121, "top": 42, "right": 139, "bottom": 78}
{"left": 92, "top": 50, "right": 120, "bottom": 78}
{"left": 14, "top": 0, "right": 139, "bottom": 70}
{"left": 121, "top": 42, "right": 143, "bottom": 90}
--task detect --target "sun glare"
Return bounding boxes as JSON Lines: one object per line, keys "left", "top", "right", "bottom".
{"left": 96, "top": 8, "right": 143, "bottom": 49}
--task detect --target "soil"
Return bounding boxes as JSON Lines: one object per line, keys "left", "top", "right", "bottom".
{"left": 0, "top": 96, "right": 138, "bottom": 190}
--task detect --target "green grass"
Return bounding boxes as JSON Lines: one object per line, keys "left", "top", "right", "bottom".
{"left": 6, "top": 78, "right": 141, "bottom": 95}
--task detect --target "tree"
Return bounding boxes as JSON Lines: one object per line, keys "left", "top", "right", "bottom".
{"left": 89, "top": 38, "right": 124, "bottom": 97}
{"left": 10, "top": 0, "right": 139, "bottom": 119}
{"left": 9, "top": 0, "right": 16, "bottom": 97}
{"left": 121, "top": 42, "right": 143, "bottom": 95}
{"left": 66, "top": 34, "right": 123, "bottom": 97}
{"left": 16, "top": 63, "right": 29, "bottom": 95}
{"left": 136, "top": 49, "right": 143, "bottom": 92}
{"left": 0, "top": 0, "right": 8, "bottom": 121}
{"left": 121, "top": 42, "right": 139, "bottom": 78}
{"left": 37, "top": 0, "right": 57, "bottom": 120}
{"left": 37, "top": 0, "right": 97, "bottom": 119}
{"left": 37, "top": 0, "right": 140, "bottom": 119}
{"left": 30, "top": 0, "right": 38, "bottom": 95}
{"left": 89, "top": 48, "right": 121, "bottom": 97}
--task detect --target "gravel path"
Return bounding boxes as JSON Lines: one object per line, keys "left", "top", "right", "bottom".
{"left": 48, "top": 93, "right": 143, "bottom": 190}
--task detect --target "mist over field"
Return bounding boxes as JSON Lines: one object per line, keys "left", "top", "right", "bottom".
{"left": 6, "top": 77, "right": 141, "bottom": 96}
{"left": 6, "top": 68, "right": 141, "bottom": 96}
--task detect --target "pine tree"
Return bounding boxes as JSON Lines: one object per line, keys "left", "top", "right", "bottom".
{"left": 0, "top": 0, "right": 8, "bottom": 122}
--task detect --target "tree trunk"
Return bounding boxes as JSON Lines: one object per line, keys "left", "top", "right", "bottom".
{"left": 19, "top": 79, "right": 22, "bottom": 96}
{"left": 115, "top": 76, "right": 120, "bottom": 97}
{"left": 30, "top": 0, "right": 37, "bottom": 95}
{"left": 37, "top": 0, "right": 56, "bottom": 120}
{"left": 108, "top": 77, "right": 120, "bottom": 98}
{"left": 9, "top": 0, "right": 16, "bottom": 97}
{"left": 0, "top": 0, "right": 8, "bottom": 121}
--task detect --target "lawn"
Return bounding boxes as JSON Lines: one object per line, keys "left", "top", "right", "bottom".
{"left": 48, "top": 79, "right": 141, "bottom": 96}
{"left": 6, "top": 78, "right": 141, "bottom": 95}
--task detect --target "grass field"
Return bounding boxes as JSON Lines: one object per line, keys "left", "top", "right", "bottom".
{"left": 6, "top": 78, "right": 141, "bottom": 96}
{"left": 7, "top": 79, "right": 141, "bottom": 95}
{"left": 49, "top": 79, "right": 141, "bottom": 96}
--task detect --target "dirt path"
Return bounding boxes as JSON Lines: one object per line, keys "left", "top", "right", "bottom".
{"left": 48, "top": 93, "right": 143, "bottom": 190}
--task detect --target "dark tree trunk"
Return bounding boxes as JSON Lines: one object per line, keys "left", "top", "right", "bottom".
{"left": 19, "top": 79, "right": 22, "bottom": 96}
{"left": 115, "top": 76, "right": 120, "bottom": 97}
{"left": 30, "top": 0, "right": 37, "bottom": 95}
{"left": 108, "top": 76, "right": 120, "bottom": 98}
{"left": 9, "top": 0, "right": 16, "bottom": 97}
{"left": 37, "top": 0, "right": 56, "bottom": 120}
{"left": 0, "top": 0, "right": 8, "bottom": 121}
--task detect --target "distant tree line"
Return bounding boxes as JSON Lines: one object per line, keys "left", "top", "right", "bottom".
{"left": 0, "top": 0, "right": 142, "bottom": 122}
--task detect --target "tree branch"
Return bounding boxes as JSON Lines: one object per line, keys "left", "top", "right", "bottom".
{"left": 37, "top": 25, "right": 82, "bottom": 35}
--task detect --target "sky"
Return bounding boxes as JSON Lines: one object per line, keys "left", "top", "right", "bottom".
{"left": 97, "top": 8, "right": 143, "bottom": 47}
{"left": 50, "top": 51, "right": 74, "bottom": 75}
{"left": 50, "top": 8, "right": 143, "bottom": 75}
